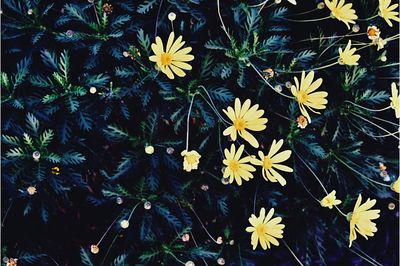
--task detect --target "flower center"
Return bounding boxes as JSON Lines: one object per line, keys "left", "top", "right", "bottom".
{"left": 160, "top": 53, "right": 172, "bottom": 66}
{"left": 256, "top": 224, "right": 267, "bottom": 235}
{"left": 297, "top": 91, "right": 308, "bottom": 104}
{"left": 367, "top": 28, "right": 377, "bottom": 37}
{"left": 263, "top": 156, "right": 273, "bottom": 169}
{"left": 186, "top": 155, "right": 198, "bottom": 164}
{"left": 233, "top": 118, "right": 246, "bottom": 131}
{"left": 229, "top": 160, "right": 240, "bottom": 172}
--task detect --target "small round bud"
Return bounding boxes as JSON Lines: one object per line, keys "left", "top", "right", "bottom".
{"left": 221, "top": 177, "right": 229, "bottom": 185}
{"left": 120, "top": 220, "right": 129, "bottom": 229}
{"left": 352, "top": 24, "right": 360, "bottom": 33}
{"left": 229, "top": 240, "right": 235, "bottom": 245}
{"left": 380, "top": 55, "right": 387, "bottom": 62}
{"left": 217, "top": 258, "right": 226, "bottom": 265}
{"left": 216, "top": 236, "right": 223, "bottom": 244}
{"left": 3, "top": 257, "right": 9, "bottom": 263}
{"left": 185, "top": 261, "right": 195, "bottom": 266}
{"left": 383, "top": 175, "right": 391, "bottom": 182}
{"left": 388, "top": 202, "right": 396, "bottom": 210}
{"left": 89, "top": 87, "right": 97, "bottom": 94}
{"left": 166, "top": 147, "right": 175, "bottom": 154}
{"left": 123, "top": 51, "right": 130, "bottom": 57}
{"left": 200, "top": 184, "right": 209, "bottom": 191}
{"left": 88, "top": 0, "right": 95, "bottom": 3}
{"left": 274, "top": 85, "right": 282, "bottom": 92}
{"left": 90, "top": 244, "right": 99, "bottom": 254}
{"left": 32, "top": 151, "right": 41, "bottom": 161}
{"left": 144, "top": 201, "right": 152, "bottom": 210}
{"left": 66, "top": 30, "right": 74, "bottom": 37}
{"left": 27, "top": 186, "right": 37, "bottom": 195}
{"left": 275, "top": 0, "right": 282, "bottom": 4}
{"left": 116, "top": 197, "right": 123, "bottom": 205}
{"left": 317, "top": 2, "right": 325, "bottom": 9}
{"left": 27, "top": 9, "right": 33, "bottom": 15}
{"left": 0, "top": 9, "right": 3, "bottom": 15}
{"left": 145, "top": 145, "right": 154, "bottom": 154}
{"left": 182, "top": 233, "right": 190, "bottom": 242}
{"left": 168, "top": 12, "right": 176, "bottom": 21}
{"left": 285, "top": 81, "right": 292, "bottom": 88}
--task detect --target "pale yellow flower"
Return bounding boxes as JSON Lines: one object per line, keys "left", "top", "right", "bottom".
{"left": 245, "top": 208, "right": 285, "bottom": 250}
{"left": 290, "top": 71, "right": 328, "bottom": 122}
{"left": 325, "top": 0, "right": 358, "bottom": 29}
{"left": 379, "top": 0, "right": 400, "bottom": 27}
{"left": 338, "top": 40, "right": 360, "bottom": 66}
{"left": 223, "top": 144, "right": 256, "bottom": 186}
{"left": 390, "top": 82, "right": 400, "bottom": 118}
{"left": 149, "top": 32, "right": 194, "bottom": 79}
{"left": 373, "top": 37, "right": 387, "bottom": 51}
{"left": 320, "top": 190, "right": 342, "bottom": 209}
{"left": 181, "top": 150, "right": 201, "bottom": 172}
{"left": 392, "top": 177, "right": 400, "bottom": 193}
{"left": 251, "top": 139, "right": 293, "bottom": 186}
{"left": 223, "top": 98, "right": 268, "bottom": 148}
{"left": 348, "top": 194, "right": 380, "bottom": 247}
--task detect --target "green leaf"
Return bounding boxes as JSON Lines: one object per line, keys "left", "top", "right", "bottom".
{"left": 26, "top": 113, "right": 40, "bottom": 133}
{"left": 39, "top": 129, "right": 54, "bottom": 148}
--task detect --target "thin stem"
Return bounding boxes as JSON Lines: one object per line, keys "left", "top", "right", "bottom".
{"left": 347, "top": 117, "right": 399, "bottom": 139}
{"left": 154, "top": 0, "right": 164, "bottom": 38}
{"left": 100, "top": 230, "right": 121, "bottom": 266}
{"left": 168, "top": 252, "right": 186, "bottom": 265}
{"left": 290, "top": 8, "right": 318, "bottom": 16}
{"left": 96, "top": 214, "right": 121, "bottom": 246}
{"left": 185, "top": 93, "right": 197, "bottom": 151}
{"left": 248, "top": 61, "right": 295, "bottom": 99}
{"left": 257, "top": 0, "right": 270, "bottom": 14}
{"left": 296, "top": 32, "right": 366, "bottom": 43}
{"left": 198, "top": 85, "right": 230, "bottom": 124}
{"left": 1, "top": 200, "right": 13, "bottom": 227}
{"left": 216, "top": 0, "right": 234, "bottom": 42}
{"left": 345, "top": 100, "right": 391, "bottom": 112}
{"left": 92, "top": 3, "right": 100, "bottom": 25}
{"left": 283, "top": 240, "right": 304, "bottom": 266}
{"left": 253, "top": 182, "right": 260, "bottom": 213}
{"left": 319, "top": 32, "right": 349, "bottom": 58}
{"left": 332, "top": 154, "right": 392, "bottom": 188}
{"left": 285, "top": 16, "right": 330, "bottom": 22}
{"left": 348, "top": 248, "right": 381, "bottom": 266}
{"left": 357, "top": 14, "right": 379, "bottom": 21}
{"left": 350, "top": 245, "right": 383, "bottom": 266}
{"left": 370, "top": 115, "right": 399, "bottom": 127}
{"left": 351, "top": 112, "right": 400, "bottom": 140}
{"left": 127, "top": 202, "right": 141, "bottom": 221}
{"left": 190, "top": 206, "right": 219, "bottom": 244}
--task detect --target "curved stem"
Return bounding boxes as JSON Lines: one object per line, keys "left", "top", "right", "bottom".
{"left": 347, "top": 117, "right": 399, "bottom": 139}
{"left": 96, "top": 214, "right": 121, "bottom": 245}
{"left": 283, "top": 240, "right": 304, "bottom": 266}
{"left": 357, "top": 14, "right": 379, "bottom": 21}
{"left": 185, "top": 93, "right": 197, "bottom": 151}
{"left": 285, "top": 16, "right": 330, "bottom": 22}
{"left": 332, "top": 154, "right": 392, "bottom": 188}
{"left": 127, "top": 202, "right": 141, "bottom": 221}
{"left": 154, "top": 0, "right": 164, "bottom": 38}
{"left": 280, "top": 61, "right": 339, "bottom": 74}
{"left": 247, "top": 61, "right": 295, "bottom": 99}
{"left": 216, "top": 0, "right": 234, "bottom": 42}
{"left": 345, "top": 100, "right": 391, "bottom": 112}
{"left": 1, "top": 200, "right": 13, "bottom": 227}
{"left": 168, "top": 252, "right": 186, "bottom": 265}
{"left": 190, "top": 206, "right": 219, "bottom": 244}
{"left": 351, "top": 112, "right": 400, "bottom": 140}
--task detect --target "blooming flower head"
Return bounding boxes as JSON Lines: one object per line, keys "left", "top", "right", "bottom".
{"left": 348, "top": 194, "right": 380, "bottom": 247}
{"left": 379, "top": 0, "right": 400, "bottom": 27}
{"left": 367, "top": 26, "right": 381, "bottom": 40}
{"left": 246, "top": 208, "right": 285, "bottom": 250}
{"left": 320, "top": 190, "right": 342, "bottom": 209}
{"left": 251, "top": 139, "right": 293, "bottom": 186}
{"left": 223, "top": 98, "right": 268, "bottom": 148}
{"left": 149, "top": 32, "right": 194, "bottom": 79}
{"left": 181, "top": 150, "right": 201, "bottom": 172}
{"left": 390, "top": 82, "right": 400, "bottom": 118}
{"left": 392, "top": 177, "right": 400, "bottom": 193}
{"left": 338, "top": 40, "right": 360, "bottom": 66}
{"left": 373, "top": 37, "right": 387, "bottom": 51}
{"left": 290, "top": 71, "right": 328, "bottom": 122}
{"left": 325, "top": 0, "right": 358, "bottom": 29}
{"left": 223, "top": 144, "right": 256, "bottom": 186}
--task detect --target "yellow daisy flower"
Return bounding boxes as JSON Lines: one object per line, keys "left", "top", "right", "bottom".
{"left": 379, "top": 0, "right": 400, "bottom": 27}
{"left": 338, "top": 40, "right": 360, "bottom": 66}
{"left": 325, "top": 0, "right": 358, "bottom": 29}
{"left": 149, "top": 32, "right": 194, "bottom": 79}
{"left": 348, "top": 194, "right": 380, "bottom": 247}
{"left": 222, "top": 98, "right": 268, "bottom": 148}
{"left": 181, "top": 150, "right": 201, "bottom": 172}
{"left": 223, "top": 144, "right": 256, "bottom": 186}
{"left": 390, "top": 82, "right": 400, "bottom": 118}
{"left": 245, "top": 208, "right": 285, "bottom": 250}
{"left": 392, "top": 177, "right": 400, "bottom": 193}
{"left": 320, "top": 190, "right": 342, "bottom": 209}
{"left": 290, "top": 71, "right": 328, "bottom": 122}
{"left": 251, "top": 139, "right": 293, "bottom": 186}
